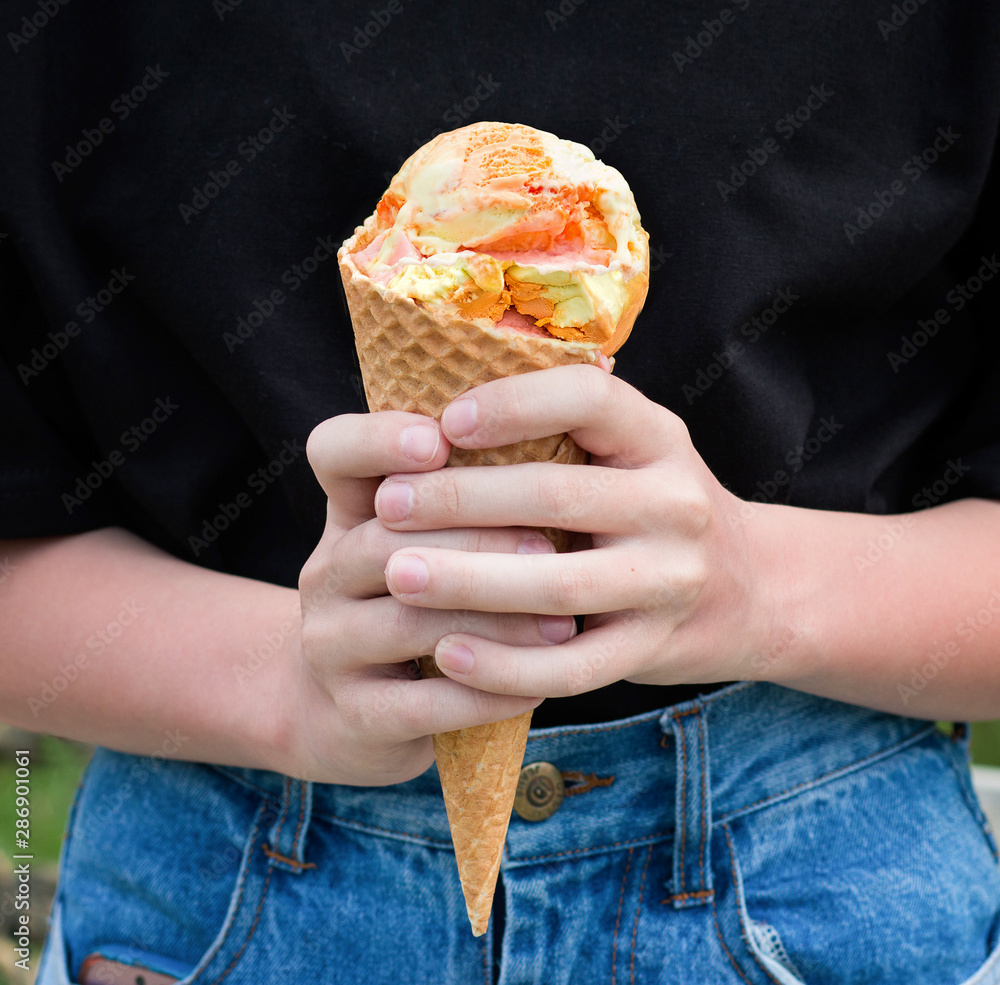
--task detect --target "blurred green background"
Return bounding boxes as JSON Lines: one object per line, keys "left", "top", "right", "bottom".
{"left": 2, "top": 724, "right": 1000, "bottom": 984}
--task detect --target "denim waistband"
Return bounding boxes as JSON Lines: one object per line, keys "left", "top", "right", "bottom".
{"left": 212, "top": 681, "right": 938, "bottom": 904}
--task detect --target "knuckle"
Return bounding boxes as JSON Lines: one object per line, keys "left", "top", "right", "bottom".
{"left": 537, "top": 471, "right": 586, "bottom": 526}
{"left": 575, "top": 362, "right": 614, "bottom": 411}
{"left": 673, "top": 554, "right": 709, "bottom": 607}
{"left": 544, "top": 562, "right": 591, "bottom": 611}
{"left": 494, "top": 656, "right": 523, "bottom": 696}
{"left": 676, "top": 484, "right": 713, "bottom": 534}
{"left": 354, "top": 518, "right": 387, "bottom": 563}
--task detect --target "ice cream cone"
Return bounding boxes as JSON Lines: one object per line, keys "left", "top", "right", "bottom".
{"left": 339, "top": 219, "right": 598, "bottom": 936}
{"left": 337, "top": 121, "right": 649, "bottom": 936}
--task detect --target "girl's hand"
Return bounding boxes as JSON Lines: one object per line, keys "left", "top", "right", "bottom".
{"left": 287, "top": 410, "right": 564, "bottom": 786}
{"left": 374, "top": 365, "right": 774, "bottom": 699}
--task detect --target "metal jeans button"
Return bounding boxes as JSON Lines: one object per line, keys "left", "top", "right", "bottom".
{"left": 513, "top": 762, "right": 565, "bottom": 821}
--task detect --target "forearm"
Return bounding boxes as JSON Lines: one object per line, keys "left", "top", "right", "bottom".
{"left": 751, "top": 497, "right": 1000, "bottom": 719}
{"left": 0, "top": 527, "right": 299, "bottom": 770}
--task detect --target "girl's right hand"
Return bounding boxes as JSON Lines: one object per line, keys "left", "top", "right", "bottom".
{"left": 282, "top": 410, "right": 572, "bottom": 786}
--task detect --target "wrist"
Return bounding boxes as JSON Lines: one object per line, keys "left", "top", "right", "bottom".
{"left": 734, "top": 498, "right": 819, "bottom": 686}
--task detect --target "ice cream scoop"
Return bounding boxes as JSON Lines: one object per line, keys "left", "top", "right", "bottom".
{"left": 353, "top": 121, "right": 648, "bottom": 351}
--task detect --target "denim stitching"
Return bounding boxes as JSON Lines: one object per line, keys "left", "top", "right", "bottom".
{"left": 938, "top": 733, "right": 1000, "bottom": 862}
{"left": 562, "top": 771, "right": 616, "bottom": 797}
{"left": 209, "top": 867, "right": 274, "bottom": 985}
{"left": 481, "top": 925, "right": 490, "bottom": 985}
{"left": 715, "top": 723, "right": 936, "bottom": 824}
{"left": 660, "top": 889, "right": 713, "bottom": 904}
{"left": 261, "top": 845, "right": 316, "bottom": 870}
{"left": 271, "top": 776, "right": 291, "bottom": 855}
{"left": 312, "top": 810, "right": 455, "bottom": 848}
{"left": 208, "top": 764, "right": 275, "bottom": 799}
{"left": 290, "top": 782, "right": 309, "bottom": 863}
{"left": 697, "top": 712, "right": 708, "bottom": 891}
{"left": 611, "top": 847, "right": 634, "bottom": 983}
{"left": 630, "top": 846, "right": 651, "bottom": 984}
{"left": 722, "top": 824, "right": 786, "bottom": 985}
{"left": 528, "top": 718, "right": 647, "bottom": 741}
{"left": 510, "top": 831, "right": 670, "bottom": 863}
{"left": 188, "top": 802, "right": 267, "bottom": 984}
{"left": 674, "top": 714, "right": 689, "bottom": 894}
{"left": 709, "top": 858, "right": 756, "bottom": 985}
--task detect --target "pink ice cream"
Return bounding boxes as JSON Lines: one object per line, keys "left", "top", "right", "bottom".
{"left": 352, "top": 122, "right": 648, "bottom": 353}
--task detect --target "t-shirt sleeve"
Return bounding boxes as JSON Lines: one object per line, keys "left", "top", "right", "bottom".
{"left": 0, "top": 247, "right": 118, "bottom": 538}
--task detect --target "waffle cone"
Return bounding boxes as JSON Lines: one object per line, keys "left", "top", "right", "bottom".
{"left": 339, "top": 218, "right": 597, "bottom": 935}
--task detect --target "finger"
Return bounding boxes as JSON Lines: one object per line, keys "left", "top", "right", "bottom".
{"left": 374, "top": 463, "right": 692, "bottom": 535}
{"left": 383, "top": 545, "right": 651, "bottom": 615}
{"left": 326, "top": 596, "right": 578, "bottom": 665}
{"left": 306, "top": 411, "right": 451, "bottom": 526}
{"left": 430, "top": 623, "right": 634, "bottom": 698}
{"left": 319, "top": 521, "right": 559, "bottom": 600}
{"left": 356, "top": 676, "right": 544, "bottom": 742}
{"left": 439, "top": 364, "right": 685, "bottom": 466}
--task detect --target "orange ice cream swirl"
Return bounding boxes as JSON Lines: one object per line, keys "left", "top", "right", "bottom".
{"left": 352, "top": 122, "right": 649, "bottom": 354}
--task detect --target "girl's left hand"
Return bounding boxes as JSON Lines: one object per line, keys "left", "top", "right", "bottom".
{"left": 374, "top": 363, "right": 777, "bottom": 698}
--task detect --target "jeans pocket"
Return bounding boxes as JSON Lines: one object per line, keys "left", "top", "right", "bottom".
{"left": 711, "top": 734, "right": 1000, "bottom": 985}
{"left": 38, "top": 749, "right": 276, "bottom": 985}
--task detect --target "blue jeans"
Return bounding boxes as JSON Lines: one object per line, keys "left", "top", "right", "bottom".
{"left": 39, "top": 682, "right": 1000, "bottom": 984}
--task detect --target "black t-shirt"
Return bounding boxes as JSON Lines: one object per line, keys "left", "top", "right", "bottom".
{"left": 1, "top": 2, "right": 998, "bottom": 726}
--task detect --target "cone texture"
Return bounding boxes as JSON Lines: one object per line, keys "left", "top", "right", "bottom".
{"left": 339, "top": 220, "right": 596, "bottom": 935}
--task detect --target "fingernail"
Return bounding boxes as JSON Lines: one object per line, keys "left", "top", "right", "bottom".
{"left": 442, "top": 397, "right": 477, "bottom": 438}
{"left": 375, "top": 481, "right": 412, "bottom": 522}
{"left": 517, "top": 536, "right": 556, "bottom": 554}
{"left": 400, "top": 424, "right": 440, "bottom": 464}
{"left": 437, "top": 643, "right": 474, "bottom": 675}
{"left": 538, "top": 614, "right": 576, "bottom": 644}
{"left": 386, "top": 555, "right": 428, "bottom": 594}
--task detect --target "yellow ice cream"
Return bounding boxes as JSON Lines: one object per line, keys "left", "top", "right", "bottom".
{"left": 353, "top": 122, "right": 649, "bottom": 354}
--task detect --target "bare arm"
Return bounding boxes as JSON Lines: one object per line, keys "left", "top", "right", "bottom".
{"left": 0, "top": 527, "right": 298, "bottom": 768}
{"left": 747, "top": 496, "right": 1000, "bottom": 720}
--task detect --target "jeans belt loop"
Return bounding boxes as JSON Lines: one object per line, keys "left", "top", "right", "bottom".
{"left": 667, "top": 704, "right": 714, "bottom": 908}
{"left": 265, "top": 777, "right": 314, "bottom": 874}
